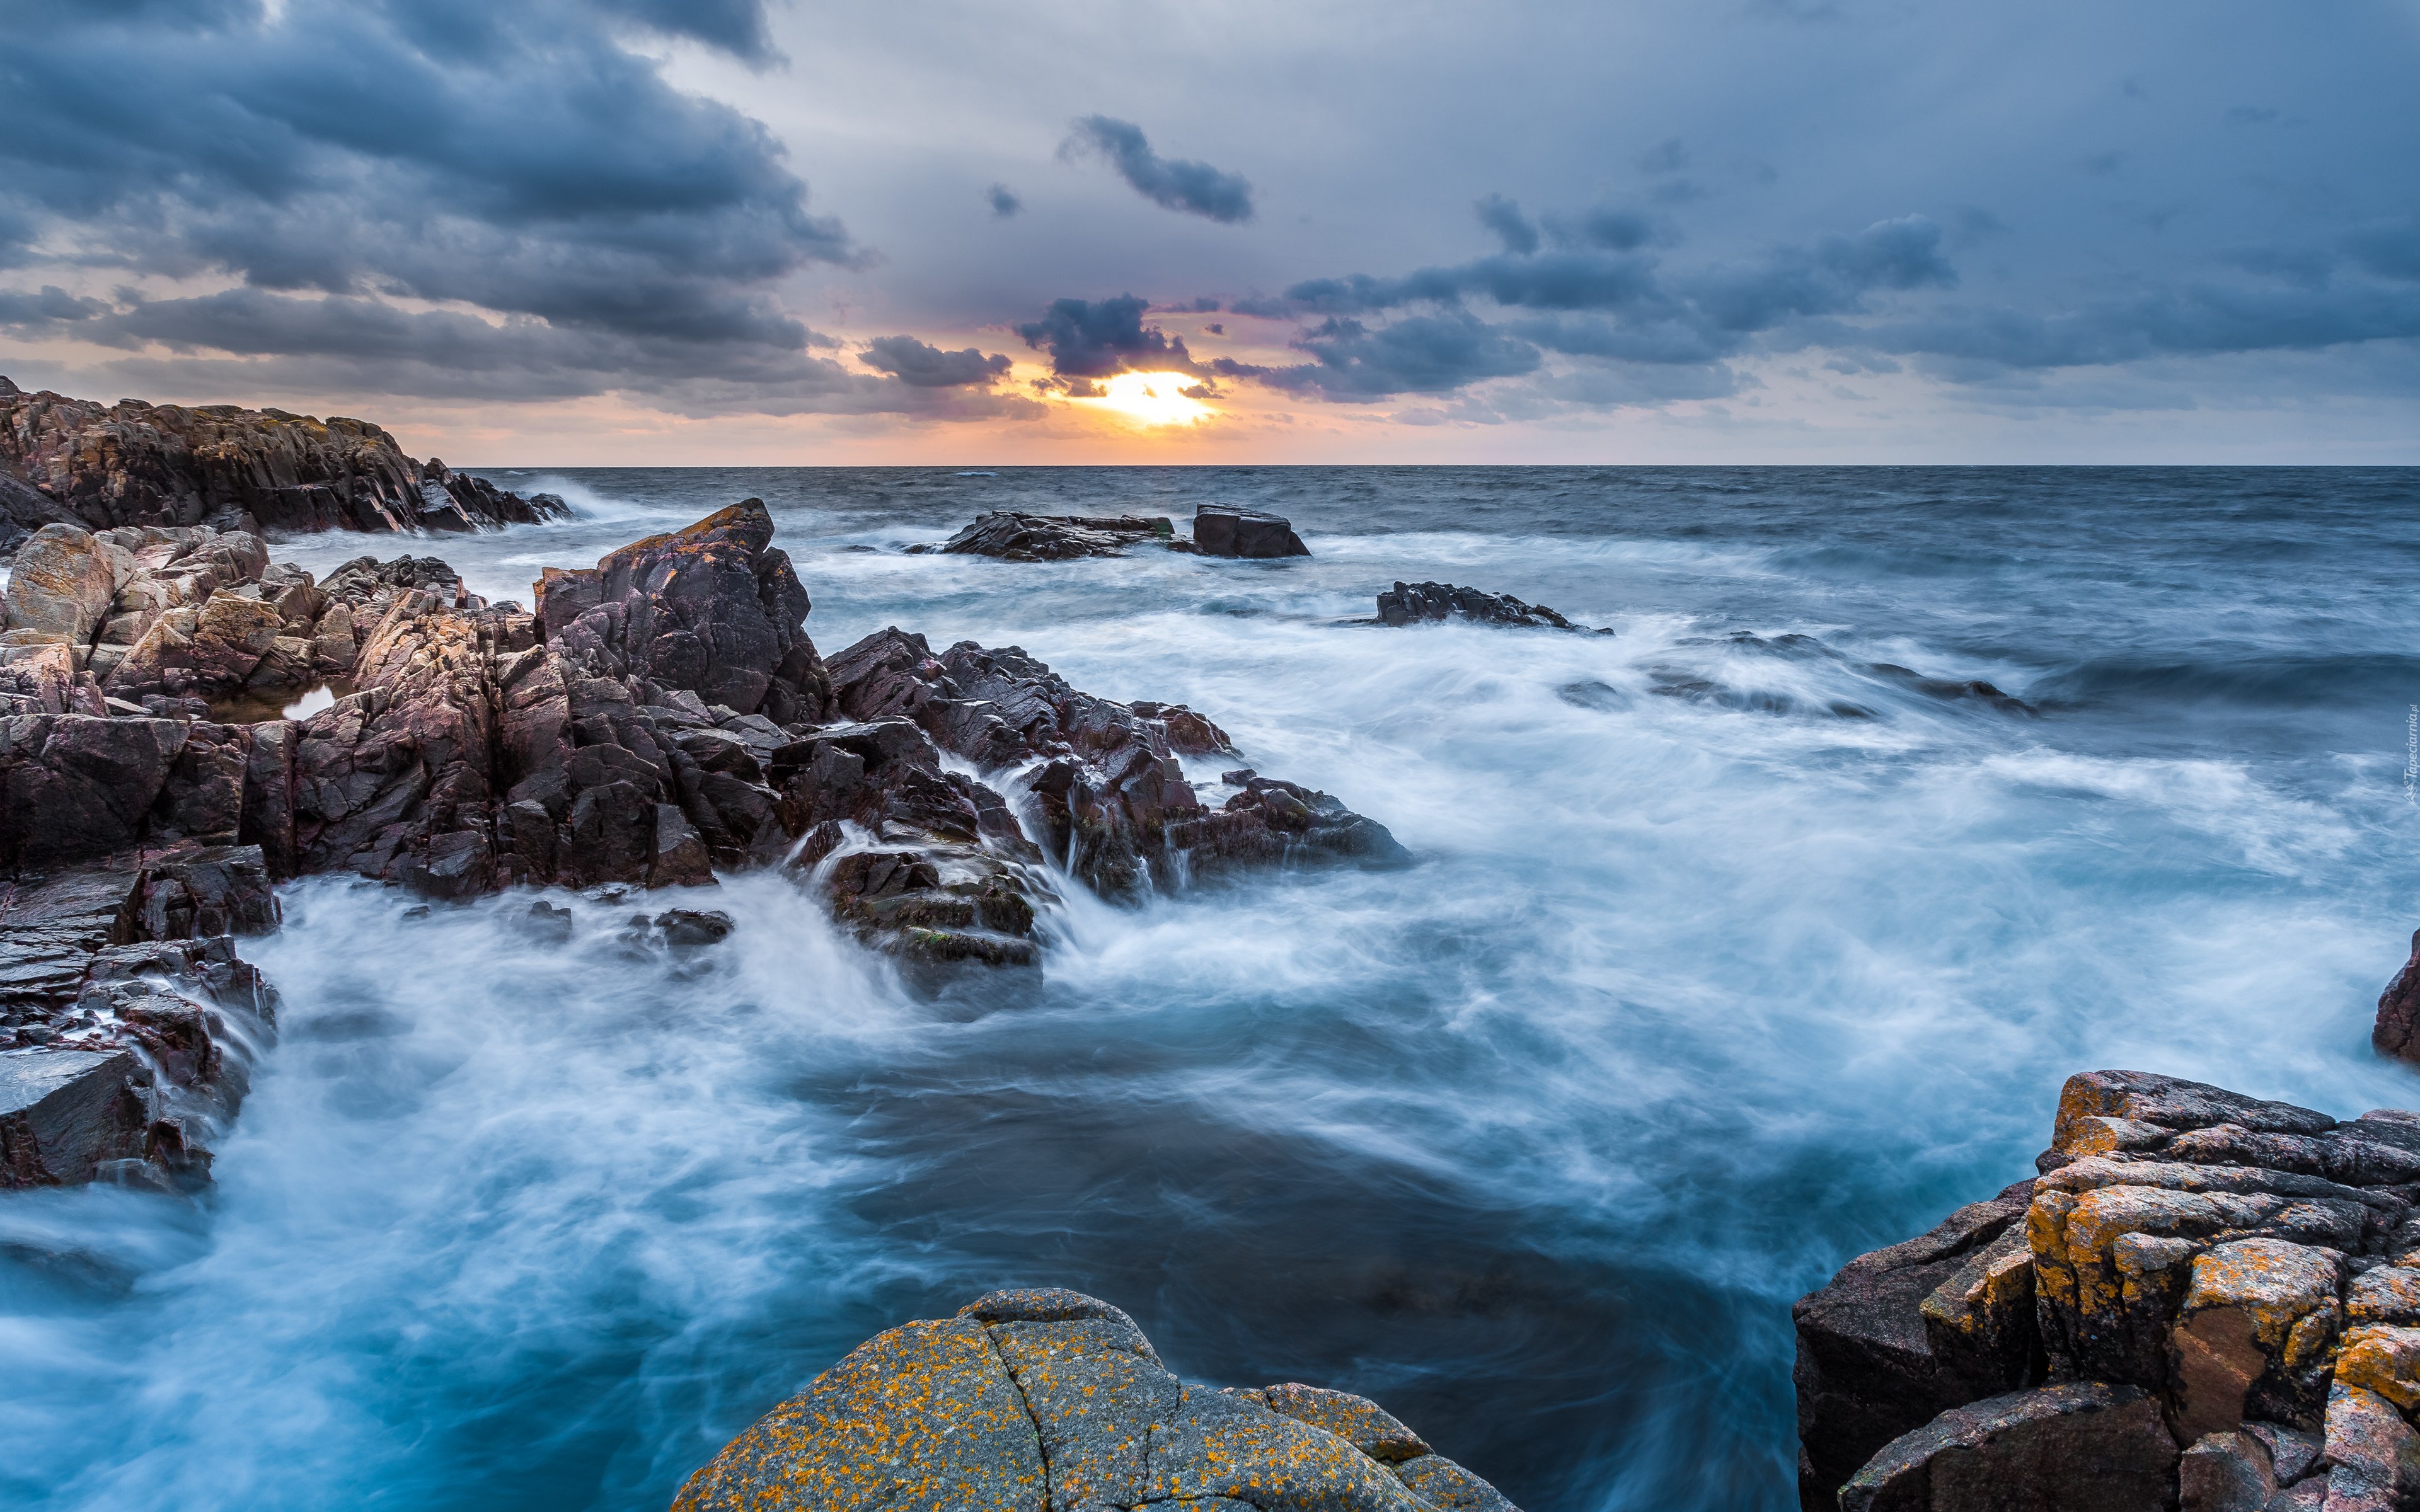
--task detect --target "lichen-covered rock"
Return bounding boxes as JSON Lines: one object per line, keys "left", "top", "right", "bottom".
{"left": 1836, "top": 1382, "right": 2178, "bottom": 1512}
{"left": 1801, "top": 1068, "right": 2420, "bottom": 1511}
{"left": 672, "top": 1288, "right": 1518, "bottom": 1512}
{"left": 2, "top": 523, "right": 120, "bottom": 641}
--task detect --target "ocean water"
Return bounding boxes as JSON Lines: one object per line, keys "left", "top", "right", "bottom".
{"left": 5, "top": 466, "right": 2419, "bottom": 1511}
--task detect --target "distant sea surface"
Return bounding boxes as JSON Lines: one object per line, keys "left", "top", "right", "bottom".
{"left": 6, "top": 466, "right": 2420, "bottom": 1511}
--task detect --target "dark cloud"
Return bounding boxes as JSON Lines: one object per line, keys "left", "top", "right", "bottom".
{"left": 1475, "top": 195, "right": 1541, "bottom": 255}
{"left": 0, "top": 286, "right": 1042, "bottom": 419}
{"left": 1212, "top": 311, "right": 1540, "bottom": 399}
{"left": 1061, "top": 117, "right": 1254, "bottom": 224}
{"left": 860, "top": 335, "right": 1013, "bottom": 387}
{"left": 1853, "top": 280, "right": 2420, "bottom": 374}
{"left": 1686, "top": 215, "right": 1957, "bottom": 331}
{"left": 0, "top": 0, "right": 874, "bottom": 413}
{"left": 987, "top": 183, "right": 1023, "bottom": 218}
{"left": 1015, "top": 295, "right": 1196, "bottom": 377}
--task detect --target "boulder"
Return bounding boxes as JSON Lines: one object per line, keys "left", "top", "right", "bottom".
{"left": 1793, "top": 1180, "right": 2044, "bottom": 1506}
{"left": 1193, "top": 504, "right": 1309, "bottom": 558}
{"left": 1801, "top": 1069, "right": 2420, "bottom": 1511}
{"left": 2, "top": 524, "right": 119, "bottom": 643}
{"left": 672, "top": 1287, "right": 1519, "bottom": 1512}
{"left": 934, "top": 510, "right": 1174, "bottom": 561}
{"left": 2320, "top": 1383, "right": 2420, "bottom": 1511}
{"left": 1375, "top": 582, "right": 1583, "bottom": 631}
{"left": 2376, "top": 929, "right": 2420, "bottom": 1065}
{"left": 1837, "top": 1383, "right": 2178, "bottom": 1512}
{"left": 0, "top": 1046, "right": 150, "bottom": 1186}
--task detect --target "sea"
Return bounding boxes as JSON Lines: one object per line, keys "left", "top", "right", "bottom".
{"left": 4, "top": 466, "right": 2418, "bottom": 1511}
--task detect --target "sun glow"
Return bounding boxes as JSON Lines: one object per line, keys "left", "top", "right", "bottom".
{"left": 1073, "top": 371, "right": 1216, "bottom": 427}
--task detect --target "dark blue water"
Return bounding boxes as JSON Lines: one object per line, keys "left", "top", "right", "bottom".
{"left": 4, "top": 467, "right": 2417, "bottom": 1511}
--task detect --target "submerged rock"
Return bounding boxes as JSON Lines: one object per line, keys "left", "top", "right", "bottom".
{"left": 931, "top": 510, "right": 1174, "bottom": 561}
{"left": 1797, "top": 1068, "right": 2420, "bottom": 1511}
{"left": 672, "top": 1287, "right": 1520, "bottom": 1512}
{"left": 1192, "top": 504, "right": 1309, "bottom": 558}
{"left": 0, "top": 375, "right": 565, "bottom": 543}
{"left": 1375, "top": 581, "right": 1596, "bottom": 632}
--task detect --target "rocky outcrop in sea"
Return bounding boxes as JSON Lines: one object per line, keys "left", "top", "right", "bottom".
{"left": 926, "top": 510, "right": 1177, "bottom": 559}
{"left": 0, "top": 498, "right": 1405, "bottom": 1185}
{"left": 1796, "top": 1068, "right": 2420, "bottom": 1511}
{"left": 1375, "top": 581, "right": 1598, "bottom": 631}
{"left": 674, "top": 1288, "right": 1519, "bottom": 1512}
{"left": 0, "top": 377, "right": 565, "bottom": 551}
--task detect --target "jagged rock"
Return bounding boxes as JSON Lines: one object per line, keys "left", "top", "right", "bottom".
{"left": 672, "top": 1287, "right": 1518, "bottom": 1512}
{"left": 1837, "top": 1383, "right": 2178, "bottom": 1512}
{"left": 827, "top": 628, "right": 1407, "bottom": 900}
{"left": 933, "top": 510, "right": 1175, "bottom": 560}
{"left": 1802, "top": 1069, "right": 2420, "bottom": 1511}
{"left": 1793, "top": 1179, "right": 2044, "bottom": 1506}
{"left": 538, "top": 498, "right": 827, "bottom": 723}
{"left": 1193, "top": 504, "right": 1309, "bottom": 558}
{"left": 2376, "top": 930, "right": 2420, "bottom": 1065}
{"left": 0, "top": 1047, "right": 151, "bottom": 1186}
{"left": 1375, "top": 582, "right": 1582, "bottom": 631}
{"left": 0, "top": 376, "right": 567, "bottom": 539}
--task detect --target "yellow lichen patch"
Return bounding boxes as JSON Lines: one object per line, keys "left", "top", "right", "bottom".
{"left": 2337, "top": 1326, "right": 2420, "bottom": 1414}
{"left": 2182, "top": 1239, "right": 2342, "bottom": 1354}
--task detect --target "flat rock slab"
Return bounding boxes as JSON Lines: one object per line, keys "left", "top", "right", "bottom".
{"left": 1194, "top": 505, "right": 1308, "bottom": 559}
{"left": 673, "top": 1288, "right": 1522, "bottom": 1512}
{"left": 0, "top": 1046, "right": 147, "bottom": 1186}
{"left": 1840, "top": 1382, "right": 2179, "bottom": 1512}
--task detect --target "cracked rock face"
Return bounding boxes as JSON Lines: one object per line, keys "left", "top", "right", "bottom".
{"left": 1797, "top": 1069, "right": 2420, "bottom": 1511}
{"left": 672, "top": 1288, "right": 1519, "bottom": 1512}
{"left": 0, "top": 375, "right": 566, "bottom": 545}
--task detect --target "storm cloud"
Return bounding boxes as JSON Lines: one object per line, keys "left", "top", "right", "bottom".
{"left": 860, "top": 335, "right": 1015, "bottom": 387}
{"left": 1016, "top": 295, "right": 1197, "bottom": 379}
{"left": 1061, "top": 117, "right": 1255, "bottom": 224}
{"left": 0, "top": 0, "right": 872, "bottom": 413}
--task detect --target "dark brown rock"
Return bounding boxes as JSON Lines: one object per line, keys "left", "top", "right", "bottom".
{"left": 2376, "top": 930, "right": 2420, "bottom": 1066}
{"left": 935, "top": 510, "right": 1174, "bottom": 560}
{"left": 1838, "top": 1383, "right": 2179, "bottom": 1512}
{"left": 0, "top": 1046, "right": 150, "bottom": 1186}
{"left": 1193, "top": 504, "right": 1310, "bottom": 558}
{"left": 0, "top": 378, "right": 566, "bottom": 537}
{"left": 1376, "top": 581, "right": 1581, "bottom": 631}
{"left": 1794, "top": 1179, "right": 2045, "bottom": 1508}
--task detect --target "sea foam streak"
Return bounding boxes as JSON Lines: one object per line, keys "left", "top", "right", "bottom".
{"left": 3, "top": 465, "right": 2415, "bottom": 1511}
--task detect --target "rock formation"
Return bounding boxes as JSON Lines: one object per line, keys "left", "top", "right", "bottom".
{"left": 926, "top": 510, "right": 1177, "bottom": 560}
{"left": 672, "top": 1287, "right": 1518, "bottom": 1512}
{"left": 1, "top": 845, "right": 279, "bottom": 1189}
{"left": 3, "top": 496, "right": 1410, "bottom": 1181}
{"left": 0, "top": 375, "right": 565, "bottom": 551}
{"left": 1193, "top": 504, "right": 1310, "bottom": 558}
{"left": 1797, "top": 1068, "right": 2420, "bottom": 1511}
{"left": 2375, "top": 933, "right": 2420, "bottom": 1066}
{"left": 1375, "top": 581, "right": 1595, "bottom": 631}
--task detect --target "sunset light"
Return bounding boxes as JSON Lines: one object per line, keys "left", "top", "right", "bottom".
{"left": 1071, "top": 371, "right": 1216, "bottom": 428}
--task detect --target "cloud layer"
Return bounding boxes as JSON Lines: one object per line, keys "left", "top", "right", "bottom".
{"left": 1060, "top": 117, "right": 1255, "bottom": 224}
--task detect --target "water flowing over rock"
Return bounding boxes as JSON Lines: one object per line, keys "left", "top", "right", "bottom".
{"left": 1375, "top": 581, "right": 1593, "bottom": 631}
{"left": 0, "top": 375, "right": 566, "bottom": 550}
{"left": 1796, "top": 1068, "right": 2420, "bottom": 1511}
{"left": 1193, "top": 504, "right": 1310, "bottom": 558}
{"left": 672, "top": 1287, "right": 1519, "bottom": 1512}
{"left": 927, "top": 510, "right": 1176, "bottom": 560}
{"left": 1, "top": 496, "right": 1412, "bottom": 1181}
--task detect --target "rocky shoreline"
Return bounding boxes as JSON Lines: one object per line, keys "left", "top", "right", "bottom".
{"left": 1, "top": 496, "right": 1406, "bottom": 1186}
{"left": 0, "top": 376, "right": 565, "bottom": 551}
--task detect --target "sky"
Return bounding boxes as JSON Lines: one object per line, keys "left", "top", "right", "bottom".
{"left": 1, "top": 0, "right": 2416, "bottom": 464}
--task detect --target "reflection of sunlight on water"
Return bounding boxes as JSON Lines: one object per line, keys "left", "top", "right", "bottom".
{"left": 280, "top": 685, "right": 337, "bottom": 719}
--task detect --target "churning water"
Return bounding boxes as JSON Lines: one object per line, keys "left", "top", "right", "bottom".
{"left": 5, "top": 466, "right": 2419, "bottom": 1511}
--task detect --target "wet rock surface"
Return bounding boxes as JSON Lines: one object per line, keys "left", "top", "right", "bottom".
{"left": 3, "top": 495, "right": 1412, "bottom": 1146}
{"left": 2374, "top": 931, "right": 2420, "bottom": 1066}
{"left": 1799, "top": 1068, "right": 2420, "bottom": 1510}
{"left": 1192, "top": 504, "right": 1310, "bottom": 558}
{"left": 0, "top": 375, "right": 565, "bottom": 544}
{"left": 673, "top": 1287, "right": 1518, "bottom": 1512}
{"left": 1375, "top": 581, "right": 1595, "bottom": 632}
{"left": 928, "top": 510, "right": 1175, "bottom": 561}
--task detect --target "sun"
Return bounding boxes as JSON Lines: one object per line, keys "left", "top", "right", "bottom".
{"left": 1072, "top": 371, "right": 1216, "bottom": 428}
